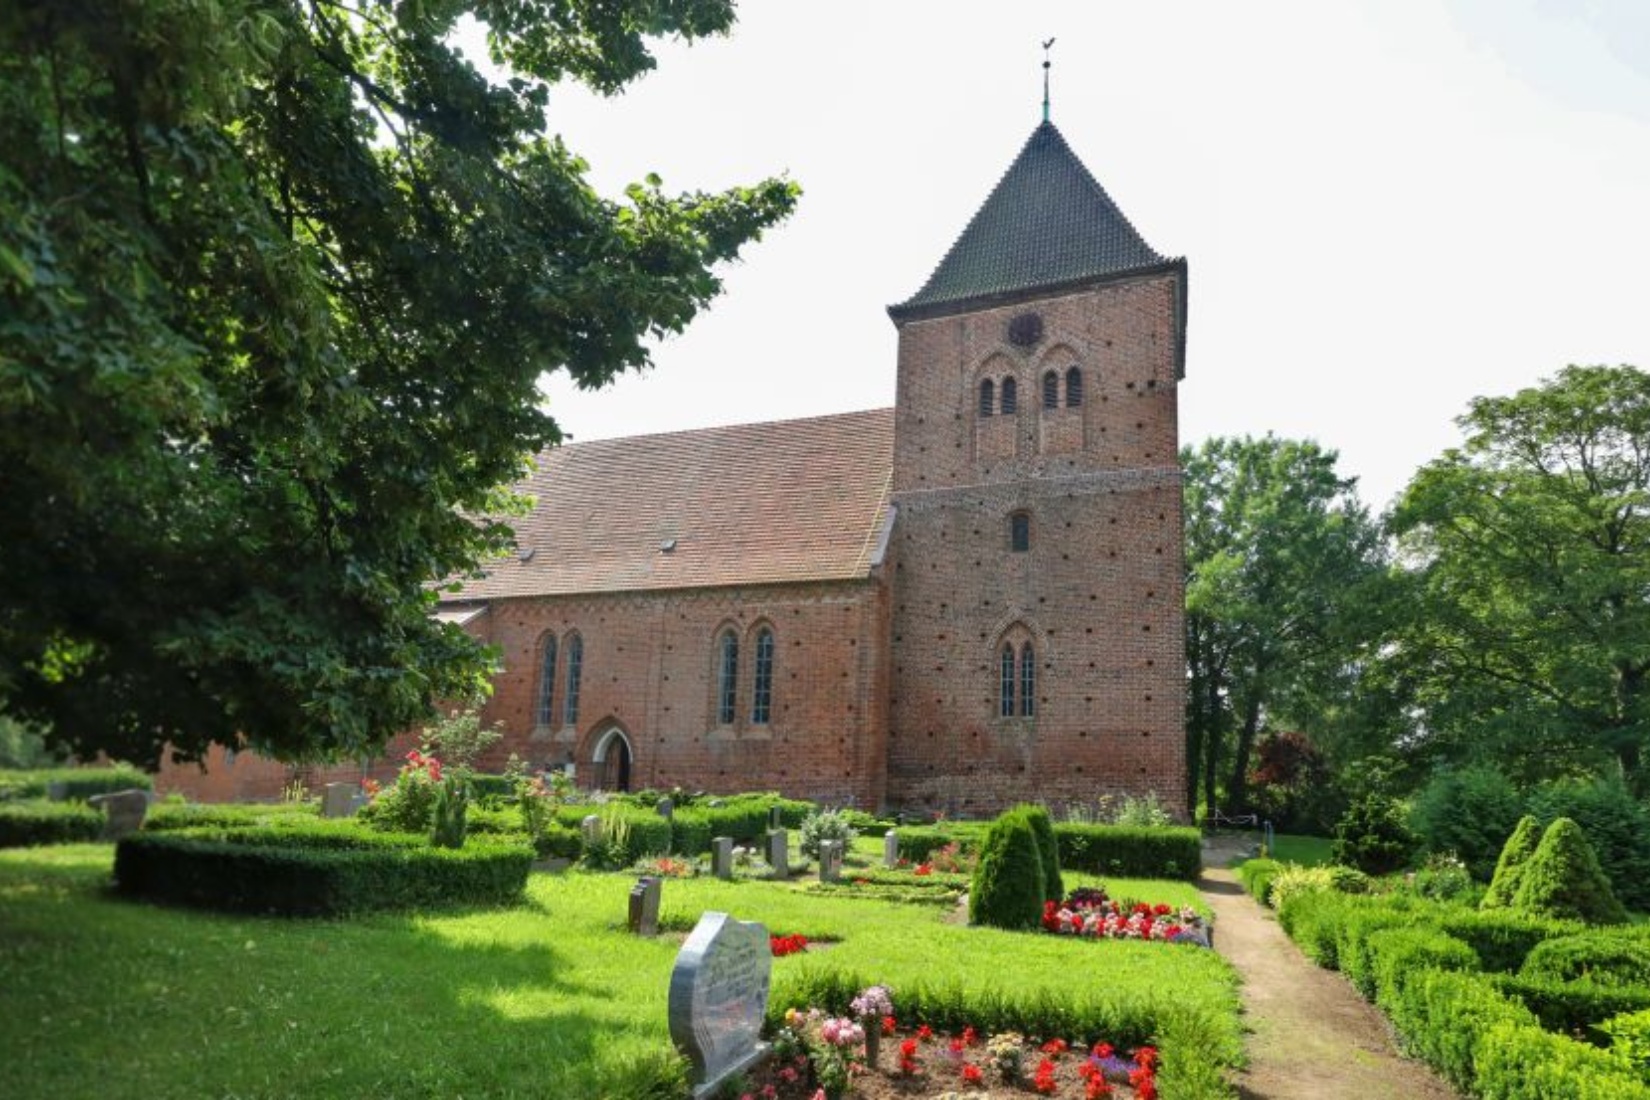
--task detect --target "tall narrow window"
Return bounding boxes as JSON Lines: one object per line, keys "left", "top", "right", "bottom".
{"left": 535, "top": 635, "right": 557, "bottom": 727}
{"left": 1000, "top": 644, "right": 1016, "bottom": 718}
{"left": 1042, "top": 370, "right": 1059, "bottom": 410}
{"left": 752, "top": 628, "right": 774, "bottom": 725}
{"left": 1019, "top": 643, "right": 1036, "bottom": 718}
{"left": 1066, "top": 366, "right": 1084, "bottom": 407}
{"left": 716, "top": 630, "right": 739, "bottom": 725}
{"left": 1000, "top": 377, "right": 1018, "bottom": 415}
{"left": 1010, "top": 512, "right": 1030, "bottom": 553}
{"left": 978, "top": 378, "right": 994, "bottom": 418}
{"left": 562, "top": 634, "right": 583, "bottom": 727}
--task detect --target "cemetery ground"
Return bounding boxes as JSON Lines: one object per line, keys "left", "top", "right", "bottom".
{"left": 0, "top": 841, "right": 1238, "bottom": 1099}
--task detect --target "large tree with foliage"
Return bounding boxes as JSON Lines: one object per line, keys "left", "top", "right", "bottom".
{"left": 1390, "top": 365, "right": 1650, "bottom": 791}
{"left": 0, "top": 0, "right": 797, "bottom": 766}
{"left": 1183, "top": 435, "right": 1387, "bottom": 816}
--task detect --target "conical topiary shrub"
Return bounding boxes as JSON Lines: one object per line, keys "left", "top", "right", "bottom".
{"left": 969, "top": 809, "right": 1046, "bottom": 930}
{"left": 1481, "top": 814, "right": 1541, "bottom": 910}
{"left": 1511, "top": 817, "right": 1628, "bottom": 926}
{"left": 1017, "top": 803, "right": 1064, "bottom": 902}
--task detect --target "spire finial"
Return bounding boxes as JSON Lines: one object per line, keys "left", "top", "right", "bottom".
{"left": 1041, "top": 38, "right": 1056, "bottom": 122}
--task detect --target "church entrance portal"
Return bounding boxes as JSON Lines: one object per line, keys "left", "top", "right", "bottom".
{"left": 591, "top": 728, "right": 632, "bottom": 792}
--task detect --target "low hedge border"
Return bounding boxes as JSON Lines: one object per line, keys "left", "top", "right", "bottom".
{"left": 1236, "top": 858, "right": 1282, "bottom": 905}
{"left": 0, "top": 767, "right": 152, "bottom": 802}
{"left": 114, "top": 828, "right": 531, "bottom": 915}
{"left": 144, "top": 801, "right": 320, "bottom": 831}
{"left": 0, "top": 799, "right": 105, "bottom": 847}
{"left": 1493, "top": 974, "right": 1650, "bottom": 1034}
{"left": 895, "top": 823, "right": 1202, "bottom": 880}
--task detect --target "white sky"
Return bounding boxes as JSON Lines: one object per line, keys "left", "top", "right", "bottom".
{"left": 463, "top": 0, "right": 1650, "bottom": 514}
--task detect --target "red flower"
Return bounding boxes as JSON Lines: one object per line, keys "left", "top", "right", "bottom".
{"left": 917, "top": 1024, "right": 934, "bottom": 1041}
{"left": 948, "top": 1038, "right": 966, "bottom": 1054}
{"left": 1033, "top": 1058, "right": 1058, "bottom": 1094}
{"left": 1092, "top": 1042, "right": 1114, "bottom": 1060}
{"left": 962, "top": 1025, "right": 979, "bottom": 1046}
{"left": 899, "top": 1037, "right": 921, "bottom": 1075}
{"left": 915, "top": 863, "right": 933, "bottom": 876}
{"left": 1154, "top": 903, "right": 1172, "bottom": 916}
{"left": 961, "top": 1062, "right": 983, "bottom": 1084}
{"left": 882, "top": 1015, "right": 896, "bottom": 1035}
{"left": 1085, "top": 1076, "right": 1114, "bottom": 1099}
{"left": 1133, "top": 1045, "right": 1159, "bottom": 1070}
{"left": 1040, "top": 1037, "right": 1068, "bottom": 1056}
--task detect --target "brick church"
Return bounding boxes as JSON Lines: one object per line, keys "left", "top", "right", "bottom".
{"left": 160, "top": 121, "right": 1190, "bottom": 818}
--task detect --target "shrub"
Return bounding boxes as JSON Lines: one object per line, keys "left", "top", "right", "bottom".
{"left": 1435, "top": 908, "right": 1579, "bottom": 974}
{"left": 895, "top": 823, "right": 986, "bottom": 863}
{"left": 558, "top": 802, "right": 672, "bottom": 868}
{"left": 1410, "top": 765, "right": 1525, "bottom": 881}
{"left": 1267, "top": 864, "right": 1367, "bottom": 914}
{"left": 1052, "top": 823, "right": 1201, "bottom": 880}
{"left": 429, "top": 775, "right": 469, "bottom": 849}
{"left": 1383, "top": 969, "right": 1537, "bottom": 1092}
{"left": 144, "top": 801, "right": 319, "bottom": 830}
{"left": 1521, "top": 933, "right": 1650, "bottom": 988}
{"left": 1494, "top": 974, "right": 1650, "bottom": 1034}
{"left": 114, "top": 828, "right": 531, "bottom": 915}
{"left": 1600, "top": 1007, "right": 1650, "bottom": 1084}
{"left": 1482, "top": 815, "right": 1542, "bottom": 910}
{"left": 533, "top": 822, "right": 582, "bottom": 861}
{"left": 798, "top": 809, "right": 859, "bottom": 860}
{"left": 1330, "top": 792, "right": 1415, "bottom": 875}
{"left": 1476, "top": 1018, "right": 1650, "bottom": 1099}
{"left": 1016, "top": 803, "right": 1063, "bottom": 901}
{"left": 1412, "top": 852, "right": 1479, "bottom": 904}
{"left": 360, "top": 750, "right": 445, "bottom": 833}
{"left": 1512, "top": 817, "right": 1628, "bottom": 926}
{"left": 0, "top": 766, "right": 152, "bottom": 802}
{"left": 1365, "top": 927, "right": 1480, "bottom": 1010}
{"left": 1530, "top": 778, "right": 1650, "bottom": 911}
{"left": 968, "top": 810, "right": 1046, "bottom": 931}
{"left": 0, "top": 799, "right": 104, "bottom": 847}
{"left": 1237, "top": 858, "right": 1283, "bottom": 906}
{"left": 1111, "top": 791, "right": 1175, "bottom": 827}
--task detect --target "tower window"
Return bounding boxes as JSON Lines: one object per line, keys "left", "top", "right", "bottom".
{"left": 1066, "top": 367, "right": 1084, "bottom": 407}
{"left": 1000, "top": 644, "right": 1016, "bottom": 718}
{"left": 562, "top": 633, "right": 583, "bottom": 727}
{"left": 535, "top": 635, "right": 557, "bottom": 727}
{"left": 1001, "top": 377, "right": 1018, "bottom": 415}
{"left": 716, "top": 630, "right": 739, "bottom": 725}
{"left": 979, "top": 378, "right": 994, "bottom": 418}
{"left": 752, "top": 627, "right": 774, "bottom": 725}
{"left": 1042, "top": 371, "right": 1059, "bottom": 410}
{"left": 1010, "top": 512, "right": 1030, "bottom": 552}
{"left": 1019, "top": 643, "right": 1036, "bottom": 718}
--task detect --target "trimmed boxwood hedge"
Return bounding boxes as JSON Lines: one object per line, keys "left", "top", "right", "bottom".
{"left": 1493, "top": 974, "right": 1650, "bottom": 1033}
{"left": 552, "top": 803, "right": 672, "bottom": 864}
{"left": 1053, "top": 824, "right": 1202, "bottom": 880}
{"left": 0, "top": 766, "right": 152, "bottom": 802}
{"left": 114, "top": 827, "right": 531, "bottom": 915}
{"left": 0, "top": 799, "right": 104, "bottom": 847}
{"left": 144, "top": 801, "right": 320, "bottom": 831}
{"left": 1236, "top": 858, "right": 1283, "bottom": 905}
{"left": 1520, "top": 931, "right": 1650, "bottom": 988}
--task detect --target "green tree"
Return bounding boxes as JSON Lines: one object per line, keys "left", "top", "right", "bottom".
{"left": 1182, "top": 435, "right": 1388, "bottom": 815}
{"left": 1390, "top": 366, "right": 1650, "bottom": 790}
{"left": 0, "top": 1, "right": 797, "bottom": 767}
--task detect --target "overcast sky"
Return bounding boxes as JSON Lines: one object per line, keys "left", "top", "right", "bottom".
{"left": 463, "top": 0, "right": 1650, "bottom": 514}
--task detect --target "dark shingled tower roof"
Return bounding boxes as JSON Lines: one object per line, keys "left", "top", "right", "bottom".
{"left": 889, "top": 121, "right": 1176, "bottom": 321}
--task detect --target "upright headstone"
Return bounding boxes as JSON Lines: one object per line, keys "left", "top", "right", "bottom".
{"left": 88, "top": 789, "right": 148, "bottom": 839}
{"left": 321, "top": 783, "right": 358, "bottom": 818}
{"left": 46, "top": 781, "right": 68, "bottom": 802}
{"left": 656, "top": 797, "right": 674, "bottom": 820}
{"left": 628, "top": 876, "right": 661, "bottom": 937}
{"left": 767, "top": 829, "right": 788, "bottom": 879}
{"left": 712, "top": 836, "right": 735, "bottom": 880}
{"left": 818, "top": 840, "right": 842, "bottom": 883}
{"left": 884, "top": 830, "right": 900, "bottom": 868}
{"left": 581, "top": 813, "right": 603, "bottom": 847}
{"left": 767, "top": 806, "right": 783, "bottom": 830}
{"left": 668, "top": 912, "right": 772, "bottom": 1098}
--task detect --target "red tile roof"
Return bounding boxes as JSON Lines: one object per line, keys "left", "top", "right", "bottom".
{"left": 444, "top": 408, "right": 894, "bottom": 600}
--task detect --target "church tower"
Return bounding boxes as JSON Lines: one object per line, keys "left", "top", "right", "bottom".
{"left": 883, "top": 121, "right": 1188, "bottom": 817}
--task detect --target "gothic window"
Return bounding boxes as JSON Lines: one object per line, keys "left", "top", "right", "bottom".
{"left": 535, "top": 634, "right": 557, "bottom": 727}
{"left": 1010, "top": 512, "right": 1030, "bottom": 553}
{"left": 1042, "top": 370, "right": 1059, "bottom": 410}
{"left": 752, "top": 627, "right": 775, "bottom": 725}
{"left": 562, "top": 633, "right": 583, "bottom": 727}
{"left": 979, "top": 379, "right": 994, "bottom": 418}
{"left": 716, "top": 630, "right": 739, "bottom": 726}
{"left": 999, "top": 644, "right": 1016, "bottom": 718}
{"left": 1019, "top": 643, "right": 1036, "bottom": 718}
{"left": 1066, "top": 366, "right": 1084, "bottom": 408}
{"left": 1001, "top": 377, "right": 1018, "bottom": 415}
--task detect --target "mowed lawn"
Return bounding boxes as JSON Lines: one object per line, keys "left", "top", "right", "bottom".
{"left": 0, "top": 845, "right": 1237, "bottom": 1099}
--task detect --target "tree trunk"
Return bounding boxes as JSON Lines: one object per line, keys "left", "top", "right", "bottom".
{"left": 1227, "top": 694, "right": 1262, "bottom": 813}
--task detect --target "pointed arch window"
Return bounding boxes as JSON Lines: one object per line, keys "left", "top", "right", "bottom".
{"left": 1010, "top": 511, "right": 1030, "bottom": 553}
{"left": 716, "top": 630, "right": 739, "bottom": 726}
{"left": 1000, "top": 377, "right": 1018, "bottom": 415}
{"left": 535, "top": 635, "right": 557, "bottom": 727}
{"left": 979, "top": 378, "right": 995, "bottom": 418}
{"left": 1000, "top": 643, "right": 1017, "bottom": 718}
{"left": 1042, "top": 370, "right": 1059, "bottom": 410}
{"left": 1019, "top": 643, "right": 1036, "bottom": 718}
{"left": 752, "top": 627, "right": 775, "bottom": 725}
{"left": 1066, "top": 367, "right": 1084, "bottom": 408}
{"left": 562, "top": 633, "right": 583, "bottom": 727}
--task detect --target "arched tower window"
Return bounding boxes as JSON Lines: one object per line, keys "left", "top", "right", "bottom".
{"left": 1000, "top": 377, "right": 1018, "bottom": 415}
{"left": 752, "top": 627, "right": 775, "bottom": 725}
{"left": 999, "top": 643, "right": 1016, "bottom": 718}
{"left": 1066, "top": 366, "right": 1084, "bottom": 408}
{"left": 562, "top": 633, "right": 583, "bottom": 727}
{"left": 1010, "top": 511, "right": 1030, "bottom": 553}
{"left": 978, "top": 378, "right": 994, "bottom": 418}
{"left": 534, "top": 635, "right": 557, "bottom": 727}
{"left": 1042, "top": 370, "right": 1059, "bottom": 410}
{"left": 1019, "top": 642, "right": 1036, "bottom": 718}
{"left": 716, "top": 630, "right": 739, "bottom": 726}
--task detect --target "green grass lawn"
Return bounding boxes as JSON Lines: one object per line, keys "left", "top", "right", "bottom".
{"left": 1267, "top": 833, "right": 1335, "bottom": 866}
{"left": 0, "top": 845, "right": 1237, "bottom": 1098}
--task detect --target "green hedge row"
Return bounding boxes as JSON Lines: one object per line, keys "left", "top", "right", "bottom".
{"left": 1236, "top": 858, "right": 1283, "bottom": 905}
{"left": 894, "top": 822, "right": 1202, "bottom": 880}
{"left": 552, "top": 803, "right": 672, "bottom": 864}
{"left": 114, "top": 827, "right": 531, "bottom": 915}
{"left": 0, "top": 766, "right": 152, "bottom": 802}
{"left": 144, "top": 801, "right": 320, "bottom": 831}
{"left": 0, "top": 799, "right": 104, "bottom": 847}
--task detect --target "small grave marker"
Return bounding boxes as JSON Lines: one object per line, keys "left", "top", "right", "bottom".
{"left": 668, "top": 912, "right": 771, "bottom": 1098}
{"left": 818, "top": 840, "right": 842, "bottom": 883}
{"left": 712, "top": 837, "right": 734, "bottom": 880}
{"left": 656, "top": 797, "right": 674, "bottom": 820}
{"left": 628, "top": 876, "right": 661, "bottom": 937}
{"left": 884, "top": 830, "right": 900, "bottom": 868}
{"left": 581, "top": 814, "right": 602, "bottom": 846}
{"left": 88, "top": 789, "right": 148, "bottom": 839}
{"left": 767, "top": 829, "right": 788, "bottom": 879}
{"left": 767, "top": 805, "right": 783, "bottom": 830}
{"left": 321, "top": 783, "right": 358, "bottom": 818}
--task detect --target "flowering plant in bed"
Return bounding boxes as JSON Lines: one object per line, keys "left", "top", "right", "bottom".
{"left": 1041, "top": 886, "right": 1210, "bottom": 946}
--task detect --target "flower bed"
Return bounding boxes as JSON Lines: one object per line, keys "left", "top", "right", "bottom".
{"left": 1042, "top": 887, "right": 1211, "bottom": 947}
{"left": 772, "top": 933, "right": 811, "bottom": 957}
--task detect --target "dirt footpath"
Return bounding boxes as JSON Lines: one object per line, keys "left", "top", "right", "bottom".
{"left": 1199, "top": 863, "right": 1459, "bottom": 1099}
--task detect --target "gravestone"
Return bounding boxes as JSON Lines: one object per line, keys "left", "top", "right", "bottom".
{"left": 321, "top": 783, "right": 359, "bottom": 818}
{"left": 817, "top": 840, "right": 842, "bottom": 883}
{"left": 581, "top": 814, "right": 602, "bottom": 846}
{"left": 88, "top": 789, "right": 148, "bottom": 839}
{"left": 656, "top": 797, "right": 674, "bottom": 820}
{"left": 767, "top": 806, "right": 783, "bottom": 830}
{"left": 668, "top": 912, "right": 772, "bottom": 1098}
{"left": 711, "top": 836, "right": 734, "bottom": 880}
{"left": 628, "top": 876, "right": 661, "bottom": 937}
{"left": 884, "top": 830, "right": 900, "bottom": 868}
{"left": 766, "top": 829, "right": 788, "bottom": 879}
{"left": 46, "top": 781, "right": 68, "bottom": 802}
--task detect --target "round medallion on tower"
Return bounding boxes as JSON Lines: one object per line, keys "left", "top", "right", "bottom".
{"left": 1007, "top": 312, "right": 1044, "bottom": 349}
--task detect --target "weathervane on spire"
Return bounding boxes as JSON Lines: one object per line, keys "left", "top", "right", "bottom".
{"left": 1042, "top": 38, "right": 1056, "bottom": 123}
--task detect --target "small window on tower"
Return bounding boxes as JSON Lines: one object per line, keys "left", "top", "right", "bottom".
{"left": 979, "top": 378, "right": 994, "bottom": 418}
{"left": 1042, "top": 371, "right": 1059, "bottom": 410}
{"left": 1066, "top": 367, "right": 1084, "bottom": 408}
{"left": 1001, "top": 377, "right": 1018, "bottom": 415}
{"left": 1010, "top": 512, "right": 1030, "bottom": 553}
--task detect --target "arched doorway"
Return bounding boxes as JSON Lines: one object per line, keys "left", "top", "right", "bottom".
{"left": 591, "top": 727, "right": 633, "bottom": 793}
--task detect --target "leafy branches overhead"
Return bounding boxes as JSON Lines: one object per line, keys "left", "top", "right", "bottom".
{"left": 0, "top": 0, "right": 798, "bottom": 765}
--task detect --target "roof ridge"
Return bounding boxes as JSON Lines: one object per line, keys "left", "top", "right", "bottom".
{"left": 549, "top": 406, "right": 894, "bottom": 454}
